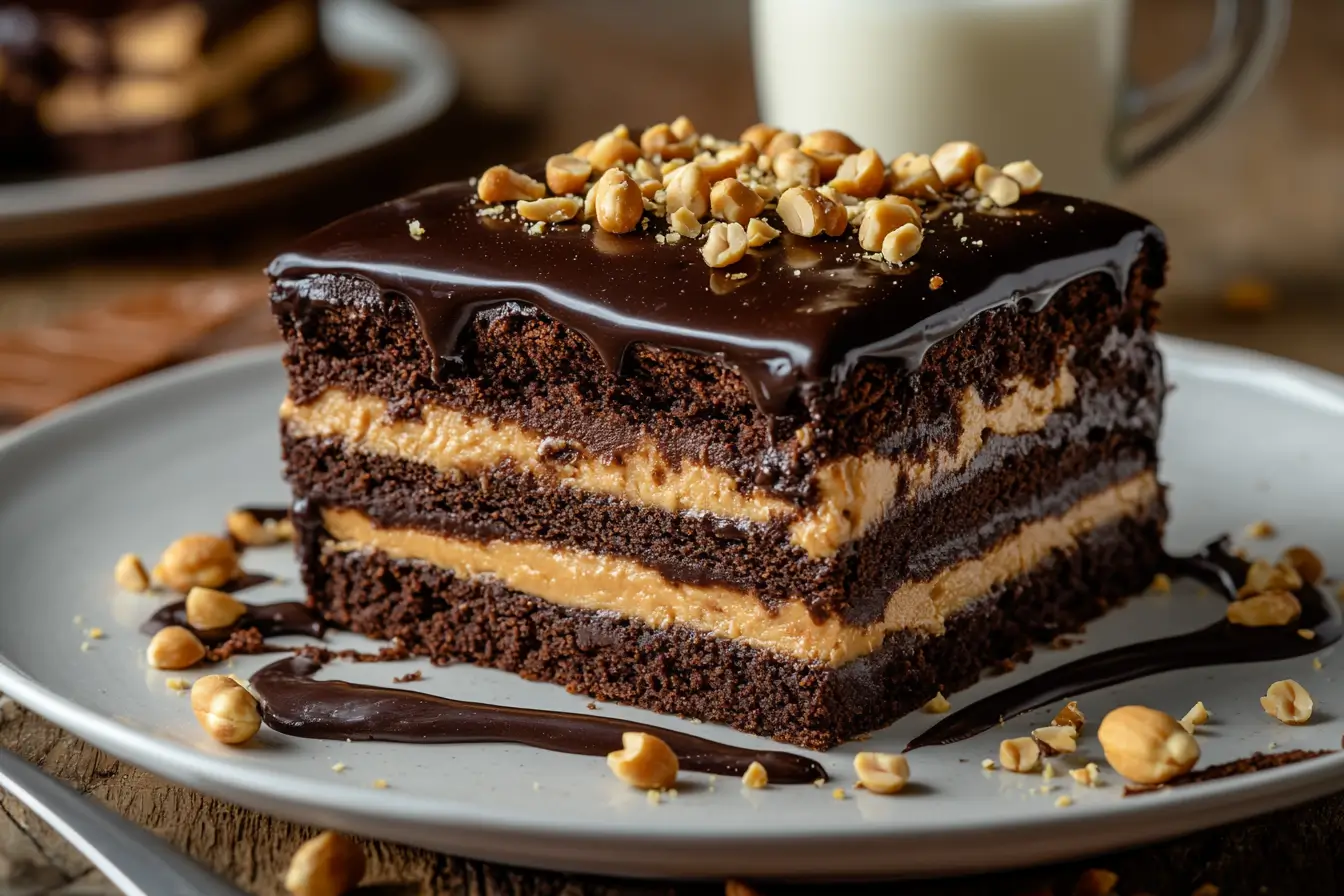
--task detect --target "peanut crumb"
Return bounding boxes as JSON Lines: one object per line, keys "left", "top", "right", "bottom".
{"left": 80, "top": 642, "right": 90, "bottom": 652}
{"left": 1070, "top": 762, "right": 1101, "bottom": 786}
{"left": 742, "top": 761, "right": 768, "bottom": 789}
{"left": 372, "top": 779, "right": 389, "bottom": 789}
{"left": 831, "top": 787, "right": 846, "bottom": 800}
{"left": 1055, "top": 794, "right": 1073, "bottom": 808}
{"left": 922, "top": 692, "right": 951, "bottom": 714}
{"left": 1064, "top": 205, "right": 1075, "bottom": 213}
{"left": 1299, "top": 628, "right": 1317, "bottom": 640}
{"left": 1042, "top": 761, "right": 1056, "bottom": 780}
{"left": 929, "top": 274, "right": 944, "bottom": 290}
{"left": 646, "top": 789, "right": 661, "bottom": 805}
{"left": 1244, "top": 520, "right": 1276, "bottom": 539}
{"left": 951, "top": 212, "right": 964, "bottom": 229}
{"left": 812, "top": 778, "right": 825, "bottom": 787}
{"left": 981, "top": 759, "right": 996, "bottom": 770}
{"left": 1150, "top": 573, "right": 1172, "bottom": 593}
{"left": 1313, "top": 657, "right": 1324, "bottom": 670}
{"left": 166, "top": 677, "right": 190, "bottom": 691}
{"left": 408, "top": 219, "right": 425, "bottom": 240}
{"left": 88, "top": 627, "right": 104, "bottom": 639}
{"left": 332, "top": 762, "right": 346, "bottom": 773}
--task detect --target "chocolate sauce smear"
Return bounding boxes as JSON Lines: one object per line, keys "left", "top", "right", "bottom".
{"left": 251, "top": 656, "right": 827, "bottom": 783}
{"left": 269, "top": 181, "right": 1161, "bottom": 414}
{"left": 141, "top": 600, "right": 325, "bottom": 646}
{"left": 235, "top": 505, "right": 291, "bottom": 524}
{"left": 906, "top": 539, "right": 1341, "bottom": 751}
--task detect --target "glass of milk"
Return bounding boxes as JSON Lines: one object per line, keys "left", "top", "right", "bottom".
{"left": 751, "top": 0, "right": 1290, "bottom": 196}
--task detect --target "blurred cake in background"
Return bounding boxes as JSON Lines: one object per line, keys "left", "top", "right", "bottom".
{"left": 0, "top": 0, "right": 335, "bottom": 174}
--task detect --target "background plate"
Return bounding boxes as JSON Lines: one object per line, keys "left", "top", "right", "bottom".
{"left": 0, "top": 0, "right": 456, "bottom": 246}
{"left": 1, "top": 337, "right": 1342, "bottom": 880}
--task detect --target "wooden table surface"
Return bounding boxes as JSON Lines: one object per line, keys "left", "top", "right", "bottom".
{"left": 3, "top": 2, "right": 1344, "bottom": 894}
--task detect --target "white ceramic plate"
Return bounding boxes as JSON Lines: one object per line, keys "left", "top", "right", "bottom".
{"left": 0, "top": 0, "right": 456, "bottom": 246}
{"left": 1, "top": 337, "right": 1343, "bottom": 880}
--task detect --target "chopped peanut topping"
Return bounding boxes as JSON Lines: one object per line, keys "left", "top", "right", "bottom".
{"left": 1226, "top": 590, "right": 1301, "bottom": 627}
{"left": 702, "top": 222, "right": 748, "bottom": 268}
{"left": 607, "top": 731, "right": 678, "bottom": 789}
{"left": 740, "top": 122, "right": 781, "bottom": 152}
{"left": 853, "top": 752, "right": 910, "bottom": 795}
{"left": 999, "top": 737, "right": 1040, "bottom": 773}
{"left": 1280, "top": 546, "right": 1325, "bottom": 584}
{"left": 587, "top": 129, "right": 643, "bottom": 171}
{"left": 114, "top": 553, "right": 150, "bottom": 592}
{"left": 1032, "top": 725, "right": 1079, "bottom": 755}
{"left": 663, "top": 162, "right": 711, "bottom": 219}
{"left": 593, "top": 169, "right": 644, "bottom": 234}
{"left": 696, "top": 142, "right": 759, "bottom": 183}
{"left": 930, "top": 140, "right": 986, "bottom": 186}
{"left": 763, "top": 130, "right": 801, "bottom": 158}
{"left": 517, "top": 196, "right": 583, "bottom": 223}
{"left": 669, "top": 206, "right": 702, "bottom": 239}
{"left": 710, "top": 178, "right": 766, "bottom": 226}
{"left": 1002, "top": 159, "right": 1043, "bottom": 194}
{"left": 773, "top": 148, "right": 821, "bottom": 189}
{"left": 1179, "top": 701, "right": 1209, "bottom": 734}
{"left": 858, "top": 198, "right": 921, "bottom": 252}
{"left": 888, "top": 152, "right": 945, "bottom": 198}
{"left": 477, "top": 165, "right": 545, "bottom": 203}
{"left": 1261, "top": 679, "right": 1312, "bottom": 724}
{"left": 777, "top": 186, "right": 831, "bottom": 237}
{"left": 881, "top": 223, "right": 923, "bottom": 264}
{"left": 741, "top": 761, "right": 769, "bottom": 789}
{"left": 545, "top": 154, "right": 592, "bottom": 195}
{"left": 640, "top": 123, "right": 697, "bottom": 160}
{"left": 1053, "top": 701, "right": 1086, "bottom": 734}
{"left": 669, "top": 115, "right": 696, "bottom": 141}
{"left": 746, "top": 217, "right": 780, "bottom": 247}
{"left": 829, "top": 148, "right": 885, "bottom": 198}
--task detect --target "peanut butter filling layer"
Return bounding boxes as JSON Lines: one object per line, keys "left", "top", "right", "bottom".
{"left": 321, "top": 471, "right": 1157, "bottom": 666}
{"left": 283, "top": 367, "right": 1076, "bottom": 560}
{"left": 39, "top": 0, "right": 315, "bottom": 131}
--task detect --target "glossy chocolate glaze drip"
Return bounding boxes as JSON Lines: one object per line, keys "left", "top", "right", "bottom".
{"left": 141, "top": 598, "right": 324, "bottom": 645}
{"left": 906, "top": 539, "right": 1341, "bottom": 751}
{"left": 269, "top": 181, "right": 1162, "bottom": 414}
{"left": 252, "top": 656, "right": 828, "bottom": 783}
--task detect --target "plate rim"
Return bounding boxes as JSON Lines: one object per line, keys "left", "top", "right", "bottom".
{"left": 3, "top": 335, "right": 1344, "bottom": 878}
{"left": 0, "top": 0, "right": 457, "bottom": 221}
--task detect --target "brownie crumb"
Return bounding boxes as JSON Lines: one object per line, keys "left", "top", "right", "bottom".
{"left": 1124, "top": 749, "right": 1334, "bottom": 795}
{"left": 393, "top": 670, "right": 423, "bottom": 684}
{"left": 205, "top": 628, "right": 270, "bottom": 661}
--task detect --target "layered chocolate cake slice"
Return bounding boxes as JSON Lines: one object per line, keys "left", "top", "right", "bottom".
{"left": 270, "top": 121, "right": 1167, "bottom": 749}
{"left": 0, "top": 0, "right": 333, "bottom": 173}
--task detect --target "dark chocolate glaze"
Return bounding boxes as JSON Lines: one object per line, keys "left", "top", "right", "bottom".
{"left": 251, "top": 656, "right": 827, "bottom": 783}
{"left": 905, "top": 539, "right": 1341, "bottom": 751}
{"left": 269, "top": 180, "right": 1162, "bottom": 414}
{"left": 141, "top": 598, "right": 324, "bottom": 645}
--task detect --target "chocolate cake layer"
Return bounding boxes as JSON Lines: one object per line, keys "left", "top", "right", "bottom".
{"left": 299, "top": 511, "right": 1164, "bottom": 750}
{"left": 282, "top": 402, "right": 1159, "bottom": 623}
{"left": 277, "top": 257, "right": 1162, "bottom": 502}
{"left": 271, "top": 179, "right": 1162, "bottom": 419}
{"left": 307, "top": 471, "right": 1159, "bottom": 666}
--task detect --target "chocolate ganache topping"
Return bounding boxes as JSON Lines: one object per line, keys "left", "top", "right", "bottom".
{"left": 269, "top": 179, "right": 1162, "bottom": 415}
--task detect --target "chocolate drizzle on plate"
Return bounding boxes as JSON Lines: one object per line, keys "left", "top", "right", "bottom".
{"left": 269, "top": 181, "right": 1162, "bottom": 415}
{"left": 905, "top": 539, "right": 1341, "bottom": 751}
{"left": 251, "top": 656, "right": 827, "bottom": 783}
{"left": 141, "top": 599, "right": 325, "bottom": 645}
